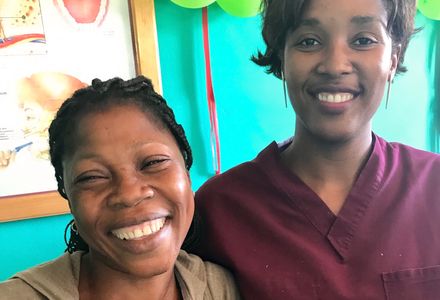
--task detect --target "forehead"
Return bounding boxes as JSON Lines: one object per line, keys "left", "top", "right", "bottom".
{"left": 300, "top": 0, "right": 388, "bottom": 25}
{"left": 69, "top": 104, "right": 176, "bottom": 150}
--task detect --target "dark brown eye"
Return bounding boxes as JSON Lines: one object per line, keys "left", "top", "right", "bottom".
{"left": 353, "top": 37, "right": 377, "bottom": 46}
{"left": 298, "top": 38, "right": 320, "bottom": 47}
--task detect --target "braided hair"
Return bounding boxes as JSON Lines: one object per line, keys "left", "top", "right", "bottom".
{"left": 48, "top": 76, "right": 194, "bottom": 253}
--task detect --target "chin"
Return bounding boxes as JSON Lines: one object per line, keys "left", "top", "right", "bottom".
{"left": 311, "top": 129, "right": 355, "bottom": 145}
{"left": 94, "top": 244, "right": 179, "bottom": 279}
{"left": 132, "top": 263, "right": 171, "bottom": 278}
{"left": 120, "top": 256, "right": 175, "bottom": 278}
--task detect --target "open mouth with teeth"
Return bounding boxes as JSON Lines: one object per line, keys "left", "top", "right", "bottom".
{"left": 111, "top": 217, "right": 166, "bottom": 241}
{"left": 317, "top": 92, "right": 354, "bottom": 103}
{"left": 53, "top": 0, "right": 109, "bottom": 27}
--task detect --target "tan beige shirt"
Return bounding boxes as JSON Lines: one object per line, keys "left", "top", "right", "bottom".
{"left": 0, "top": 250, "right": 240, "bottom": 299}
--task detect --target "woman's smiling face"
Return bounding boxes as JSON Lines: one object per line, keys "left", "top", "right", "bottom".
{"left": 283, "top": 0, "right": 398, "bottom": 142}
{"left": 62, "top": 104, "right": 194, "bottom": 278}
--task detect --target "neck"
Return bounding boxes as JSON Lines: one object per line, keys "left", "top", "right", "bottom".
{"left": 79, "top": 253, "right": 181, "bottom": 300}
{"left": 281, "top": 129, "right": 373, "bottom": 214}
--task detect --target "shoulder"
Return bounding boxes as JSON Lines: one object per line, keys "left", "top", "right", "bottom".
{"left": 391, "top": 142, "right": 439, "bottom": 165}
{"left": 175, "top": 250, "right": 240, "bottom": 299}
{"left": 196, "top": 141, "right": 279, "bottom": 196}
{"left": 0, "top": 277, "right": 45, "bottom": 299}
{"left": 376, "top": 135, "right": 440, "bottom": 166}
{"left": 0, "top": 251, "right": 82, "bottom": 299}
{"left": 202, "top": 261, "right": 241, "bottom": 299}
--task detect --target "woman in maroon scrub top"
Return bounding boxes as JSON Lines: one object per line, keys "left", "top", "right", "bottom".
{"left": 193, "top": 0, "right": 440, "bottom": 299}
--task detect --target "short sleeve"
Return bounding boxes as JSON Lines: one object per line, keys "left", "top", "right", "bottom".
{"left": 0, "top": 277, "right": 45, "bottom": 300}
{"left": 204, "top": 262, "right": 241, "bottom": 299}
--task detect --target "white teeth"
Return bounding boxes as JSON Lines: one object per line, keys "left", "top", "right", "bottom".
{"left": 119, "top": 232, "right": 129, "bottom": 240}
{"left": 143, "top": 226, "right": 152, "bottom": 236}
{"left": 318, "top": 92, "right": 354, "bottom": 103}
{"left": 134, "top": 229, "right": 143, "bottom": 238}
{"left": 112, "top": 217, "right": 166, "bottom": 240}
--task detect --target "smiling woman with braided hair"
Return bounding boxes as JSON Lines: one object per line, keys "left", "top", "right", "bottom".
{"left": 0, "top": 76, "right": 240, "bottom": 300}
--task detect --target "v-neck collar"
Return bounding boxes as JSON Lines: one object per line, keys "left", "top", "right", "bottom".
{"left": 258, "top": 133, "right": 386, "bottom": 259}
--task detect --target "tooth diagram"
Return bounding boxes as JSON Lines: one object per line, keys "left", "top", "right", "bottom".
{"left": 53, "top": 0, "right": 109, "bottom": 27}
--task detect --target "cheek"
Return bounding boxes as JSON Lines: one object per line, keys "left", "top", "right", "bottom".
{"left": 284, "top": 53, "right": 306, "bottom": 78}
{"left": 177, "top": 178, "right": 194, "bottom": 214}
{"left": 365, "top": 62, "right": 390, "bottom": 92}
{"left": 71, "top": 209, "right": 93, "bottom": 242}
{"left": 68, "top": 195, "right": 100, "bottom": 240}
{"left": 375, "top": 58, "right": 392, "bottom": 77}
{"left": 284, "top": 54, "right": 312, "bottom": 96}
{"left": 170, "top": 173, "right": 194, "bottom": 225}
{"left": 372, "top": 46, "right": 395, "bottom": 76}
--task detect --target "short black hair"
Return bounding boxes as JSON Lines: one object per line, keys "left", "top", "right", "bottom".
{"left": 49, "top": 76, "right": 194, "bottom": 252}
{"left": 251, "top": 0, "right": 418, "bottom": 78}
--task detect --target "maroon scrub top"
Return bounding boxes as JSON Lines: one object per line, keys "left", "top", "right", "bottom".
{"left": 194, "top": 134, "right": 440, "bottom": 300}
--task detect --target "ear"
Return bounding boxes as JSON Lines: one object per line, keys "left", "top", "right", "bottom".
{"left": 185, "top": 169, "right": 193, "bottom": 190}
{"left": 67, "top": 200, "right": 73, "bottom": 214}
{"left": 278, "top": 48, "right": 284, "bottom": 62}
{"left": 278, "top": 49, "right": 285, "bottom": 77}
{"left": 389, "top": 44, "right": 401, "bottom": 82}
{"left": 64, "top": 191, "right": 73, "bottom": 211}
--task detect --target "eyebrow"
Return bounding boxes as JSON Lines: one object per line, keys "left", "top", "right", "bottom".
{"left": 351, "top": 15, "right": 386, "bottom": 28}
{"left": 298, "top": 18, "right": 320, "bottom": 27}
{"left": 298, "top": 15, "right": 386, "bottom": 28}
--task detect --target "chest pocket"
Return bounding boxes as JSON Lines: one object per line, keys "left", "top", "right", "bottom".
{"left": 382, "top": 265, "right": 440, "bottom": 300}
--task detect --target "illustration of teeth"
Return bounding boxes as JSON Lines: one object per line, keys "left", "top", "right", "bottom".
{"left": 53, "top": 0, "right": 109, "bottom": 28}
{"left": 318, "top": 93, "right": 353, "bottom": 103}
{"left": 112, "top": 217, "right": 166, "bottom": 240}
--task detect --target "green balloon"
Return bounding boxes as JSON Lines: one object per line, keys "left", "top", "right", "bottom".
{"left": 418, "top": 0, "right": 440, "bottom": 20}
{"left": 216, "top": 0, "right": 261, "bottom": 17}
{"left": 170, "top": 0, "right": 216, "bottom": 9}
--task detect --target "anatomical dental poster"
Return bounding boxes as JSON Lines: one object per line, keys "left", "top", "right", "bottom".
{"left": 0, "top": 0, "right": 136, "bottom": 197}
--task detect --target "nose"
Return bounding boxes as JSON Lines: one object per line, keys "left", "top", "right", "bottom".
{"left": 316, "top": 40, "right": 353, "bottom": 77}
{"left": 107, "top": 174, "right": 154, "bottom": 209}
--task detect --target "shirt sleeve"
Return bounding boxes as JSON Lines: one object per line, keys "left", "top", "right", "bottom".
{"left": 204, "top": 261, "right": 241, "bottom": 299}
{"left": 0, "top": 277, "right": 45, "bottom": 299}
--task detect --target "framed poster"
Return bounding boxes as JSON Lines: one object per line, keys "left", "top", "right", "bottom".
{"left": 0, "top": 0, "right": 161, "bottom": 222}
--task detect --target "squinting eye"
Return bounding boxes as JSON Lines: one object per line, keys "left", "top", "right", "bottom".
{"left": 75, "top": 175, "right": 105, "bottom": 184}
{"left": 141, "top": 158, "right": 169, "bottom": 170}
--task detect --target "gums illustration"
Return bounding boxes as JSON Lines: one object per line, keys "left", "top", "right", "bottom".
{"left": 53, "top": 0, "right": 109, "bottom": 27}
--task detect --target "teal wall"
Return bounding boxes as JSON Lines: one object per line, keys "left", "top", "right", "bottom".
{"left": 0, "top": 2, "right": 438, "bottom": 281}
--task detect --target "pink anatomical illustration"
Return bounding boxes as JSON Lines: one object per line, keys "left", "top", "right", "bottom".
{"left": 0, "top": 0, "right": 46, "bottom": 54}
{"left": 1, "top": 72, "right": 86, "bottom": 169}
{"left": 53, "top": 0, "right": 109, "bottom": 27}
{"left": 0, "top": 72, "right": 86, "bottom": 197}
